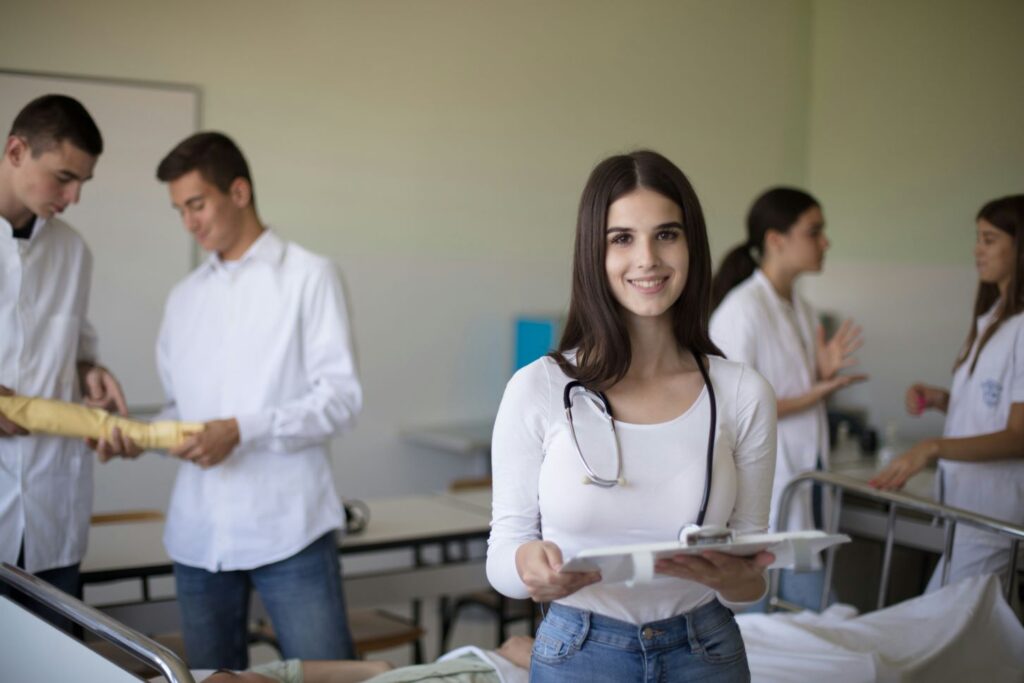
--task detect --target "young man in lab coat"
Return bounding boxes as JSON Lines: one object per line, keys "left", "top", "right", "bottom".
{"left": 0, "top": 95, "right": 128, "bottom": 624}
{"left": 106, "top": 131, "right": 362, "bottom": 670}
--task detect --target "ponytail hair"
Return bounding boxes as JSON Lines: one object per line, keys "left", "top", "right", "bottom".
{"left": 954, "top": 194, "right": 1024, "bottom": 375}
{"left": 711, "top": 186, "right": 819, "bottom": 310}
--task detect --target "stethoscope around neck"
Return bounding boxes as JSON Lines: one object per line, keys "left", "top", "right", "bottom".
{"left": 562, "top": 348, "right": 718, "bottom": 531}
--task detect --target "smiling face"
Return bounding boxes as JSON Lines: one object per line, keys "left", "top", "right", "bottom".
{"left": 974, "top": 218, "right": 1015, "bottom": 291}
{"left": 604, "top": 187, "right": 689, "bottom": 323}
{"left": 6, "top": 136, "right": 96, "bottom": 221}
{"left": 168, "top": 169, "right": 252, "bottom": 260}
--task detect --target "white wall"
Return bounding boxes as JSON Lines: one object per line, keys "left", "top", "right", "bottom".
{"left": 800, "top": 0, "right": 1024, "bottom": 443}
{"left": 0, "top": 1, "right": 814, "bottom": 507}
{"left": 4, "top": 1, "right": 1022, "bottom": 511}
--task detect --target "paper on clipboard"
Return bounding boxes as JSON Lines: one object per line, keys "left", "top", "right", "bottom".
{"left": 559, "top": 530, "right": 850, "bottom": 585}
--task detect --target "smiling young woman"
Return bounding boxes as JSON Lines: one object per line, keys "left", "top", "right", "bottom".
{"left": 487, "top": 150, "right": 777, "bottom": 683}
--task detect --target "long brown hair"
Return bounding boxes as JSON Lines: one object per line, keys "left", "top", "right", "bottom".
{"left": 711, "top": 187, "right": 819, "bottom": 310}
{"left": 954, "top": 194, "right": 1024, "bottom": 374}
{"left": 552, "top": 150, "right": 722, "bottom": 391}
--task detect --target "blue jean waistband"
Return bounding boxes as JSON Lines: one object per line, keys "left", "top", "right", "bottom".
{"left": 546, "top": 598, "right": 732, "bottom": 649}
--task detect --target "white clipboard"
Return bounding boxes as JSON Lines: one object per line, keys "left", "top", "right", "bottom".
{"left": 559, "top": 530, "right": 850, "bottom": 585}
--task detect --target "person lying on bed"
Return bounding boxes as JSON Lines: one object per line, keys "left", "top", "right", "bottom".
{"left": 157, "top": 635, "right": 534, "bottom": 683}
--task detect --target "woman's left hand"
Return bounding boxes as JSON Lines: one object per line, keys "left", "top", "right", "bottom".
{"left": 816, "top": 320, "right": 864, "bottom": 381}
{"left": 656, "top": 550, "right": 774, "bottom": 602}
{"left": 870, "top": 440, "right": 939, "bottom": 490}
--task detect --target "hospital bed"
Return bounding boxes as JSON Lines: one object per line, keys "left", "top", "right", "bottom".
{"left": 749, "top": 470, "right": 1024, "bottom": 682}
{"left": 3, "top": 473, "right": 1023, "bottom": 682}
{"left": 0, "top": 562, "right": 194, "bottom": 682}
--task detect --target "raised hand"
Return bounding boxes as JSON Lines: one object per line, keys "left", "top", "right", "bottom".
{"left": 816, "top": 319, "right": 864, "bottom": 381}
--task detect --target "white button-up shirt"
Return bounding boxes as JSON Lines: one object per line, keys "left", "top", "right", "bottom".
{"left": 158, "top": 229, "right": 361, "bottom": 572}
{"left": 710, "top": 270, "right": 828, "bottom": 535}
{"left": 1, "top": 216, "right": 98, "bottom": 572}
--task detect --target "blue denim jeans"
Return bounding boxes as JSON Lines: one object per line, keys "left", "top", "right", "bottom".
{"left": 0, "top": 537, "right": 81, "bottom": 635}
{"left": 173, "top": 531, "right": 354, "bottom": 669}
{"left": 530, "top": 599, "right": 750, "bottom": 682}
{"left": 745, "top": 567, "right": 834, "bottom": 613}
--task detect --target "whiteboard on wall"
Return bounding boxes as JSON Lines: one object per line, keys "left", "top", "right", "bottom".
{"left": 0, "top": 70, "right": 199, "bottom": 410}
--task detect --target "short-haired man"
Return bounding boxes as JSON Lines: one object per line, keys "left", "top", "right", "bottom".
{"left": 0, "top": 95, "right": 129, "bottom": 623}
{"left": 124, "top": 131, "right": 361, "bottom": 669}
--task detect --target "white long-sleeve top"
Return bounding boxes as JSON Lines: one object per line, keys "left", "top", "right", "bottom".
{"left": 710, "top": 270, "right": 828, "bottom": 535}
{"left": 158, "top": 229, "right": 361, "bottom": 572}
{"left": 487, "top": 354, "right": 776, "bottom": 624}
{"left": 0, "top": 216, "right": 99, "bottom": 572}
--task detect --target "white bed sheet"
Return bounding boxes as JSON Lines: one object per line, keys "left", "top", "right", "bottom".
{"left": 738, "top": 573, "right": 1024, "bottom": 682}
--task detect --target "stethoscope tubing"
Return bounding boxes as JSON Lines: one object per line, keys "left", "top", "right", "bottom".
{"left": 563, "top": 348, "right": 717, "bottom": 526}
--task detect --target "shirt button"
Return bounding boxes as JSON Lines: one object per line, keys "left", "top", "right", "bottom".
{"left": 641, "top": 627, "right": 654, "bottom": 639}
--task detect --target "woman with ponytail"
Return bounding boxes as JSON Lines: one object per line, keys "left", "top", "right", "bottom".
{"left": 709, "top": 187, "right": 866, "bottom": 610}
{"left": 872, "top": 195, "right": 1024, "bottom": 592}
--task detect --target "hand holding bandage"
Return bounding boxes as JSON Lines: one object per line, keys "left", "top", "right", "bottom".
{"left": 0, "top": 393, "right": 202, "bottom": 452}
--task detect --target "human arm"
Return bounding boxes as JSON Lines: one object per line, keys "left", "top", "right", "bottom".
{"left": 496, "top": 635, "right": 535, "bottom": 669}
{"left": 871, "top": 402, "right": 1024, "bottom": 490}
{"left": 486, "top": 362, "right": 600, "bottom": 601}
{"left": 299, "top": 660, "right": 393, "bottom": 683}
{"left": 233, "top": 262, "right": 362, "bottom": 452}
{"left": 776, "top": 373, "right": 868, "bottom": 418}
{"left": 656, "top": 364, "right": 778, "bottom": 602}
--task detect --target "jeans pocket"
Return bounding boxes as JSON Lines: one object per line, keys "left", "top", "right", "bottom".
{"left": 531, "top": 617, "right": 583, "bottom": 665}
{"left": 696, "top": 615, "right": 746, "bottom": 665}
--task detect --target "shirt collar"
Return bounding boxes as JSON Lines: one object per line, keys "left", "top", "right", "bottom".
{"left": 1, "top": 214, "right": 49, "bottom": 250}
{"left": 752, "top": 268, "right": 796, "bottom": 308}
{"left": 199, "top": 227, "right": 284, "bottom": 276}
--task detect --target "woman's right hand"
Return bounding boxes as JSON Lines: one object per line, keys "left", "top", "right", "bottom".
{"left": 515, "top": 540, "right": 601, "bottom": 602}
{"left": 905, "top": 384, "right": 949, "bottom": 415}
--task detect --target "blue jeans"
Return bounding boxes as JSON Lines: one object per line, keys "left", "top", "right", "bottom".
{"left": 745, "top": 567, "right": 834, "bottom": 613}
{"left": 530, "top": 599, "right": 749, "bottom": 682}
{"left": 0, "top": 537, "right": 81, "bottom": 635}
{"left": 173, "top": 531, "right": 354, "bottom": 669}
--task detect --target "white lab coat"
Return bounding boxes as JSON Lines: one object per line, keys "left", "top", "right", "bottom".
{"left": 928, "top": 307, "right": 1024, "bottom": 591}
{"left": 0, "top": 216, "right": 97, "bottom": 572}
{"left": 710, "top": 271, "right": 829, "bottom": 539}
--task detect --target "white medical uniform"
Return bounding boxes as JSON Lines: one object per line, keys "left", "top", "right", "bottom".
{"left": 928, "top": 307, "right": 1024, "bottom": 591}
{"left": 710, "top": 270, "right": 828, "bottom": 537}
{"left": 0, "top": 216, "right": 98, "bottom": 572}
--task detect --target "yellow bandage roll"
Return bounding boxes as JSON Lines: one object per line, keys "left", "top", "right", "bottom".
{"left": 0, "top": 394, "right": 202, "bottom": 450}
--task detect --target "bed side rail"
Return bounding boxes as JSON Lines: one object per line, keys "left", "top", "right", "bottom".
{"left": 771, "top": 471, "right": 1024, "bottom": 612}
{"left": 0, "top": 562, "right": 195, "bottom": 683}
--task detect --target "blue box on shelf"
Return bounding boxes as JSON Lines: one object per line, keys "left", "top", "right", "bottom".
{"left": 514, "top": 316, "right": 563, "bottom": 371}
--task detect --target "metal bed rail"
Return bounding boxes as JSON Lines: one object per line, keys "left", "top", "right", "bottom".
{"left": 0, "top": 562, "right": 195, "bottom": 683}
{"left": 771, "top": 471, "right": 1024, "bottom": 613}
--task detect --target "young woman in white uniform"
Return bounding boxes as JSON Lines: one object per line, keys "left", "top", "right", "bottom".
{"left": 872, "top": 195, "right": 1024, "bottom": 592}
{"left": 709, "top": 188, "right": 866, "bottom": 610}
{"left": 488, "top": 151, "right": 777, "bottom": 682}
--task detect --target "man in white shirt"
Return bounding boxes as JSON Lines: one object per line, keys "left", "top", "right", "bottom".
{"left": 109, "top": 132, "right": 362, "bottom": 669}
{"left": 0, "top": 95, "right": 128, "bottom": 626}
